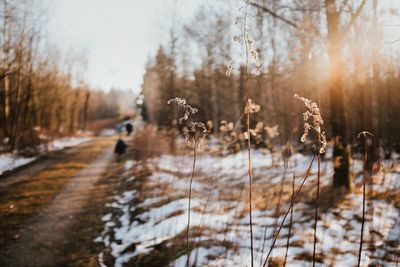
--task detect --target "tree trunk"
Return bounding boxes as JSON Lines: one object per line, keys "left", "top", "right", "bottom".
{"left": 0, "top": 73, "right": 6, "bottom": 138}
{"left": 367, "top": 0, "right": 380, "bottom": 170}
{"left": 325, "top": 0, "right": 352, "bottom": 189}
{"left": 82, "top": 91, "right": 90, "bottom": 130}
{"left": 2, "top": 0, "right": 10, "bottom": 146}
{"left": 69, "top": 91, "right": 79, "bottom": 132}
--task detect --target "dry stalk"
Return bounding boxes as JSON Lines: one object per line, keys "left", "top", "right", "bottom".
{"left": 262, "top": 154, "right": 316, "bottom": 267}
{"left": 269, "top": 156, "right": 287, "bottom": 261}
{"left": 357, "top": 131, "right": 373, "bottom": 267}
{"left": 243, "top": 4, "right": 254, "bottom": 266}
{"left": 293, "top": 94, "right": 326, "bottom": 266}
{"left": 312, "top": 143, "right": 321, "bottom": 267}
{"left": 186, "top": 141, "right": 197, "bottom": 267}
{"left": 167, "top": 98, "right": 207, "bottom": 267}
{"left": 284, "top": 173, "right": 296, "bottom": 266}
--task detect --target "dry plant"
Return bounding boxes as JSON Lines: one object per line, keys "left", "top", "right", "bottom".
{"left": 357, "top": 131, "right": 373, "bottom": 267}
{"left": 227, "top": 2, "right": 262, "bottom": 265}
{"left": 260, "top": 95, "right": 326, "bottom": 266}
{"left": 159, "top": 1, "right": 396, "bottom": 265}
{"left": 130, "top": 125, "right": 170, "bottom": 161}
{"left": 167, "top": 97, "right": 207, "bottom": 267}
{"left": 262, "top": 154, "right": 316, "bottom": 267}
{"left": 284, "top": 173, "right": 296, "bottom": 266}
{"left": 219, "top": 120, "right": 244, "bottom": 153}
{"left": 294, "top": 94, "right": 327, "bottom": 267}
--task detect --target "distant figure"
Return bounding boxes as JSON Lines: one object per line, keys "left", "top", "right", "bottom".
{"left": 114, "top": 138, "right": 127, "bottom": 156}
{"left": 116, "top": 123, "right": 124, "bottom": 134}
{"left": 125, "top": 122, "right": 133, "bottom": 136}
{"left": 282, "top": 142, "right": 293, "bottom": 167}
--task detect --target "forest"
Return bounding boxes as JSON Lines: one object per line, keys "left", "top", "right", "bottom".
{"left": 136, "top": 0, "right": 400, "bottom": 265}
{"left": 0, "top": 0, "right": 133, "bottom": 153}
{"left": 141, "top": 0, "right": 400, "bottom": 153}
{"left": 0, "top": 0, "right": 399, "bottom": 267}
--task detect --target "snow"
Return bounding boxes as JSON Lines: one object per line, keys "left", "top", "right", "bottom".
{"left": 0, "top": 153, "right": 36, "bottom": 175}
{"left": 46, "top": 137, "right": 91, "bottom": 151}
{"left": 95, "top": 150, "right": 400, "bottom": 266}
{"left": 124, "top": 160, "right": 135, "bottom": 171}
{"left": 0, "top": 136, "right": 91, "bottom": 175}
{"left": 100, "top": 128, "right": 116, "bottom": 137}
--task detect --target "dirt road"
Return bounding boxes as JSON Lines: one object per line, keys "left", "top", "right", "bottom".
{"left": 0, "top": 136, "right": 124, "bottom": 267}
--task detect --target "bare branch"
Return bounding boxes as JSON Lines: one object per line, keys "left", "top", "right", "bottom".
{"left": 385, "top": 37, "right": 400, "bottom": 44}
{"left": 250, "top": 1, "right": 297, "bottom": 28}
{"left": 342, "top": 8, "right": 400, "bottom": 27}
{"left": 343, "top": 0, "right": 367, "bottom": 35}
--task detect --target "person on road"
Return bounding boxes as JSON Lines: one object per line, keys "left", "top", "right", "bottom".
{"left": 125, "top": 121, "right": 133, "bottom": 136}
{"left": 114, "top": 138, "right": 127, "bottom": 158}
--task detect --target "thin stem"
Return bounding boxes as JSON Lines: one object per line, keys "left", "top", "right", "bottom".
{"left": 259, "top": 223, "right": 268, "bottom": 267}
{"left": 186, "top": 142, "right": 197, "bottom": 267}
{"left": 358, "top": 136, "right": 368, "bottom": 267}
{"left": 312, "top": 152, "right": 321, "bottom": 267}
{"left": 224, "top": 111, "right": 245, "bottom": 146}
{"left": 367, "top": 162, "right": 376, "bottom": 262}
{"left": 263, "top": 154, "right": 316, "bottom": 267}
{"left": 193, "top": 190, "right": 211, "bottom": 265}
{"left": 284, "top": 173, "right": 295, "bottom": 266}
{"left": 275, "top": 161, "right": 288, "bottom": 228}
{"left": 243, "top": 4, "right": 254, "bottom": 267}
{"left": 270, "top": 158, "right": 287, "bottom": 259}
{"left": 368, "top": 172, "right": 375, "bottom": 260}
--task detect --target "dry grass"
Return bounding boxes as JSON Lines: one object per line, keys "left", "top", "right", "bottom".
{"left": 130, "top": 125, "right": 171, "bottom": 161}
{"left": 86, "top": 118, "right": 119, "bottom": 135}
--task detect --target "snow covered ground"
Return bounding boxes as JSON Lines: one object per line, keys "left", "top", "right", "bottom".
{"left": 0, "top": 154, "right": 37, "bottom": 175}
{"left": 44, "top": 136, "right": 91, "bottom": 151}
{"left": 0, "top": 137, "right": 91, "bottom": 175}
{"left": 95, "top": 149, "right": 400, "bottom": 266}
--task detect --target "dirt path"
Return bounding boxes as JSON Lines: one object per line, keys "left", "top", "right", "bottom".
{"left": 0, "top": 136, "right": 122, "bottom": 267}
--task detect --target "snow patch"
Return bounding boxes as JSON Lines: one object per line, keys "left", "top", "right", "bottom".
{"left": 46, "top": 137, "right": 91, "bottom": 151}
{"left": 96, "top": 151, "right": 400, "bottom": 266}
{"left": 0, "top": 153, "right": 36, "bottom": 175}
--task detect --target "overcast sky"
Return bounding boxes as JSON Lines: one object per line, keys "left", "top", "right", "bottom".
{"left": 46, "top": 0, "right": 205, "bottom": 93}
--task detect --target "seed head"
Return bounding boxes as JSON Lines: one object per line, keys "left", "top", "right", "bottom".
{"left": 168, "top": 97, "right": 207, "bottom": 149}
{"left": 294, "top": 94, "right": 327, "bottom": 154}
{"left": 244, "top": 99, "right": 260, "bottom": 113}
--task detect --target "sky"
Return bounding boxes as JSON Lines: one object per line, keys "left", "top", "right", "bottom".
{"left": 45, "top": 0, "right": 400, "bottom": 94}
{"left": 46, "top": 0, "right": 203, "bottom": 93}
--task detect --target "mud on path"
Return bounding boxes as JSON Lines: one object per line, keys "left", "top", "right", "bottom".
{"left": 0, "top": 136, "right": 126, "bottom": 267}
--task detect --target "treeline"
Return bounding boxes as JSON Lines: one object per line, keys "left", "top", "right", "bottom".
{"left": 140, "top": 1, "right": 400, "bottom": 153}
{"left": 0, "top": 0, "right": 127, "bottom": 152}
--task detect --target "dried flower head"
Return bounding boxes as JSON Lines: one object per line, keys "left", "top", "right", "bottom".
{"left": 250, "top": 122, "right": 268, "bottom": 137}
{"left": 294, "top": 94, "right": 327, "bottom": 154}
{"left": 167, "top": 98, "right": 198, "bottom": 124}
{"left": 244, "top": 99, "right": 260, "bottom": 113}
{"left": 168, "top": 97, "right": 207, "bottom": 149}
{"left": 226, "top": 1, "right": 261, "bottom": 77}
{"left": 255, "top": 122, "right": 264, "bottom": 133}
{"left": 246, "top": 30, "right": 261, "bottom": 67}
{"left": 184, "top": 121, "right": 208, "bottom": 149}
{"left": 207, "top": 120, "right": 213, "bottom": 132}
{"left": 235, "top": 16, "right": 243, "bottom": 25}
{"left": 219, "top": 120, "right": 228, "bottom": 132}
{"left": 220, "top": 120, "right": 237, "bottom": 143}
{"left": 226, "top": 58, "right": 236, "bottom": 77}
{"left": 357, "top": 131, "right": 373, "bottom": 139}
{"left": 265, "top": 125, "right": 279, "bottom": 139}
